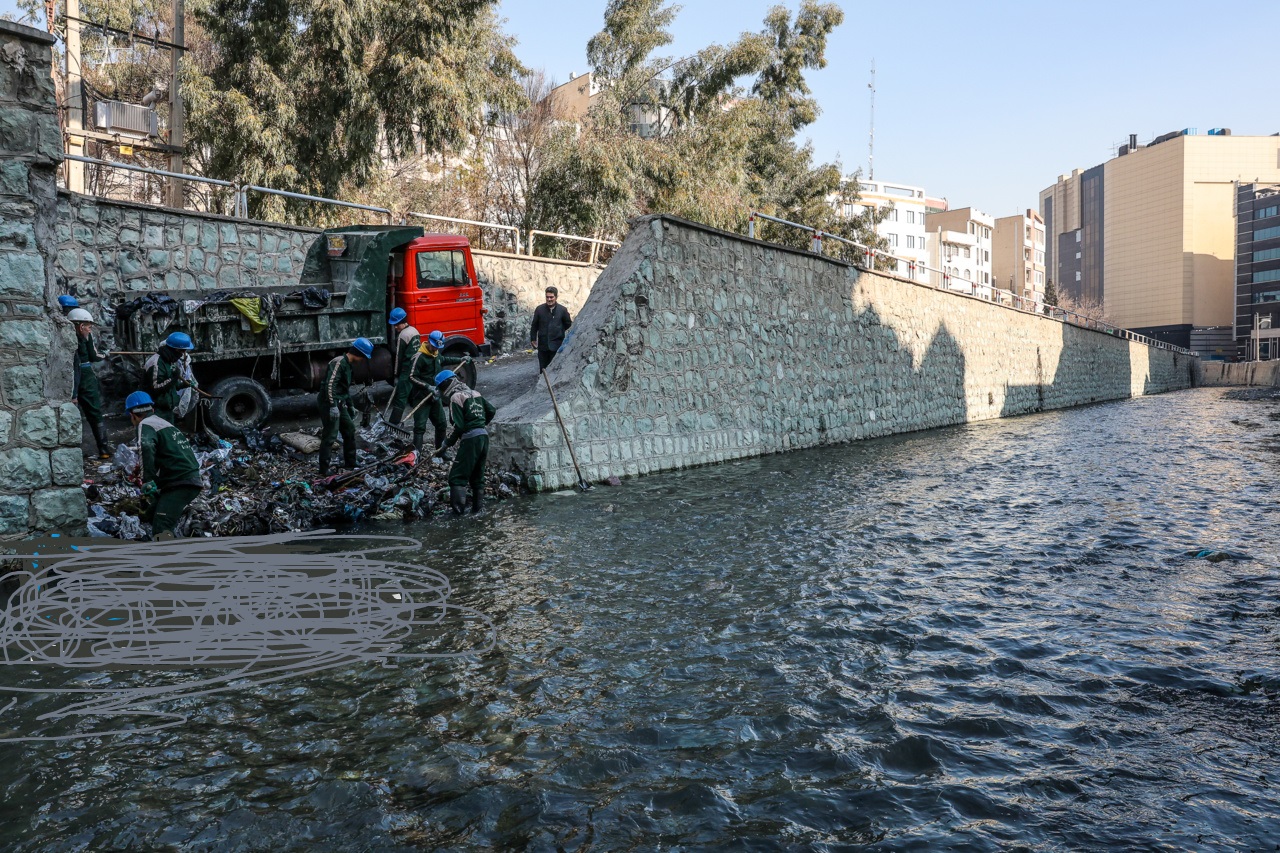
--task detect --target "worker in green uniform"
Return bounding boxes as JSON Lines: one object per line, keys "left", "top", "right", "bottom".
{"left": 412, "top": 330, "right": 470, "bottom": 453}
{"left": 127, "top": 391, "right": 203, "bottom": 539}
{"left": 68, "top": 308, "right": 111, "bottom": 459}
{"left": 144, "top": 331, "right": 196, "bottom": 424}
{"left": 318, "top": 338, "right": 373, "bottom": 477}
{"left": 436, "top": 369, "right": 495, "bottom": 515}
{"left": 386, "top": 308, "right": 420, "bottom": 425}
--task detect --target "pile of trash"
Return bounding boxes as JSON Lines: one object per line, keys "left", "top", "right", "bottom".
{"left": 83, "top": 420, "right": 527, "bottom": 540}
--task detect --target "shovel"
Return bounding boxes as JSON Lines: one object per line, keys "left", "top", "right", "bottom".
{"left": 380, "top": 390, "right": 436, "bottom": 436}
{"left": 542, "top": 369, "right": 592, "bottom": 492}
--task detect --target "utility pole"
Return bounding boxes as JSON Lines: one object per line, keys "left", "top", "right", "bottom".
{"left": 165, "top": 0, "right": 185, "bottom": 208}
{"left": 64, "top": 0, "right": 85, "bottom": 192}
{"left": 867, "top": 59, "right": 875, "bottom": 181}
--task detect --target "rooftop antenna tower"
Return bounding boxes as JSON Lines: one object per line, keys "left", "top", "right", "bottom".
{"left": 868, "top": 58, "right": 876, "bottom": 180}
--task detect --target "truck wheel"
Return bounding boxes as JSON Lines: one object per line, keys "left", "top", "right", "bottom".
{"left": 445, "top": 349, "right": 478, "bottom": 388}
{"left": 207, "top": 376, "right": 273, "bottom": 437}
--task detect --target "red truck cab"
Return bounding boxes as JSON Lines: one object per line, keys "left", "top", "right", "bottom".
{"left": 388, "top": 235, "right": 490, "bottom": 364}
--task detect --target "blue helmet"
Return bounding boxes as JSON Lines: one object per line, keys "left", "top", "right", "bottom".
{"left": 351, "top": 337, "right": 374, "bottom": 359}
{"left": 426, "top": 330, "right": 445, "bottom": 350}
{"left": 125, "top": 391, "right": 154, "bottom": 413}
{"left": 57, "top": 295, "right": 80, "bottom": 309}
{"left": 434, "top": 369, "right": 456, "bottom": 389}
{"left": 165, "top": 331, "right": 194, "bottom": 351}
{"left": 388, "top": 308, "right": 407, "bottom": 325}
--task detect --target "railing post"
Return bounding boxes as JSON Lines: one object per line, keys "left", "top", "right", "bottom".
{"left": 748, "top": 212, "right": 756, "bottom": 240}
{"left": 812, "top": 230, "right": 823, "bottom": 255}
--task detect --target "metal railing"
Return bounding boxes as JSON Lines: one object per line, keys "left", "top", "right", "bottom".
{"left": 236, "top": 186, "right": 392, "bottom": 223}
{"left": 410, "top": 212, "right": 521, "bottom": 254}
{"left": 745, "top": 211, "right": 1195, "bottom": 356}
{"left": 63, "top": 155, "right": 617, "bottom": 263}
{"left": 528, "top": 229, "right": 621, "bottom": 265}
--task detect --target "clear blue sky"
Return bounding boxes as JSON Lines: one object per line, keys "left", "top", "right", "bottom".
{"left": 7, "top": 0, "right": 1277, "bottom": 216}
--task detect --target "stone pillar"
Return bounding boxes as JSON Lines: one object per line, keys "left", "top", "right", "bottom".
{"left": 0, "top": 21, "right": 87, "bottom": 534}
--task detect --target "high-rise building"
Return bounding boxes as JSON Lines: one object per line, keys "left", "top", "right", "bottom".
{"left": 1235, "top": 182, "right": 1280, "bottom": 360}
{"left": 925, "top": 207, "right": 995, "bottom": 290}
{"left": 993, "top": 210, "right": 1046, "bottom": 303}
{"left": 1039, "top": 129, "right": 1280, "bottom": 352}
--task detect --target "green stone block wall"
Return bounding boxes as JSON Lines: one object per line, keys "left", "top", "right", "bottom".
{"left": 490, "top": 216, "right": 1196, "bottom": 492}
{"left": 0, "top": 22, "right": 89, "bottom": 533}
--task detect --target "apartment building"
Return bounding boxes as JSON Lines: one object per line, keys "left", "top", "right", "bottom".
{"left": 1039, "top": 129, "right": 1280, "bottom": 352}
{"left": 925, "top": 207, "right": 995, "bottom": 289}
{"left": 840, "top": 179, "right": 930, "bottom": 281}
{"left": 993, "top": 210, "right": 1046, "bottom": 303}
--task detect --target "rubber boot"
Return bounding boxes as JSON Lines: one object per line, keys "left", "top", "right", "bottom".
{"left": 92, "top": 422, "right": 111, "bottom": 460}
{"left": 343, "top": 447, "right": 358, "bottom": 471}
{"left": 470, "top": 489, "right": 483, "bottom": 514}
{"left": 412, "top": 431, "right": 425, "bottom": 455}
{"left": 433, "top": 423, "right": 447, "bottom": 452}
{"left": 449, "top": 485, "right": 467, "bottom": 515}
{"left": 318, "top": 448, "right": 331, "bottom": 479}
{"left": 388, "top": 406, "right": 404, "bottom": 426}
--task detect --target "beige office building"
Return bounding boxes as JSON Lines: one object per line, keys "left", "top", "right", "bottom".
{"left": 993, "top": 210, "right": 1046, "bottom": 303}
{"left": 1039, "top": 131, "right": 1280, "bottom": 350}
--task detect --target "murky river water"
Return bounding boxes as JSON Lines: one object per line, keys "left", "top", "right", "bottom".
{"left": 4, "top": 387, "right": 1280, "bottom": 850}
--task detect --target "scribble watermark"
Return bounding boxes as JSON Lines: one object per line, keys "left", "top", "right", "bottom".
{"left": 0, "top": 532, "right": 495, "bottom": 742}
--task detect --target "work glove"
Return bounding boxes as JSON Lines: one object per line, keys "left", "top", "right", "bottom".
{"left": 142, "top": 482, "right": 159, "bottom": 500}
{"left": 328, "top": 406, "right": 340, "bottom": 420}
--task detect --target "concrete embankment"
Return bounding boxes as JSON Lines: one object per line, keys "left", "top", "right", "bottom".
{"left": 490, "top": 215, "right": 1196, "bottom": 491}
{"left": 1197, "top": 360, "right": 1280, "bottom": 387}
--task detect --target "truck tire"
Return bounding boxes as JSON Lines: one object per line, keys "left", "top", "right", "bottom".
{"left": 443, "top": 338, "right": 480, "bottom": 388}
{"left": 207, "top": 375, "right": 273, "bottom": 437}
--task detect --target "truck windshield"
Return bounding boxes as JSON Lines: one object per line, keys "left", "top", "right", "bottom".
{"left": 416, "top": 250, "right": 470, "bottom": 289}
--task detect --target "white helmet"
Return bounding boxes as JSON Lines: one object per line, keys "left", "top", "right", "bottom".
{"left": 67, "top": 308, "right": 94, "bottom": 323}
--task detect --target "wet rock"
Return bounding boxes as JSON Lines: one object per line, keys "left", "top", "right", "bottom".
{"left": 31, "top": 486, "right": 86, "bottom": 531}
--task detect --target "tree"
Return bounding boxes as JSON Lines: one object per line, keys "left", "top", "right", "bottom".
{"left": 185, "top": 0, "right": 524, "bottom": 214}
{"left": 1043, "top": 278, "right": 1059, "bottom": 307}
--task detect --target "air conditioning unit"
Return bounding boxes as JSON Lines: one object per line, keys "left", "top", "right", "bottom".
{"left": 93, "top": 100, "right": 158, "bottom": 140}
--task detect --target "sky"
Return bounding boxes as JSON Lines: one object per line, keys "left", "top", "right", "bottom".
{"left": 5, "top": 0, "right": 1277, "bottom": 216}
{"left": 496, "top": 0, "right": 1280, "bottom": 216}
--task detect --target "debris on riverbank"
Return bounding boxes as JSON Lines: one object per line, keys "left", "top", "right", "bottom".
{"left": 83, "top": 421, "right": 528, "bottom": 539}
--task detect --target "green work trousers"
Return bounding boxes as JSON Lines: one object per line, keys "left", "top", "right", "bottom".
{"left": 76, "top": 366, "right": 102, "bottom": 429}
{"left": 448, "top": 435, "right": 488, "bottom": 491}
{"left": 149, "top": 484, "right": 201, "bottom": 537}
{"left": 320, "top": 405, "right": 357, "bottom": 469}
{"left": 425, "top": 398, "right": 448, "bottom": 449}
{"left": 392, "top": 372, "right": 414, "bottom": 411}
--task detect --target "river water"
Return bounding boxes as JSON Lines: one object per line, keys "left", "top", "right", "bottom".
{"left": 3, "top": 387, "right": 1280, "bottom": 850}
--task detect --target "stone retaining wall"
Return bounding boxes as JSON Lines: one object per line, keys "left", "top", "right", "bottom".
{"left": 0, "top": 22, "right": 90, "bottom": 534}
{"left": 1197, "top": 360, "right": 1280, "bottom": 387}
{"left": 473, "top": 251, "right": 601, "bottom": 355}
{"left": 490, "top": 215, "right": 1196, "bottom": 491}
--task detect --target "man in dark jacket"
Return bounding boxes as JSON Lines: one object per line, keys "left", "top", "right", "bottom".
{"left": 530, "top": 286, "right": 573, "bottom": 371}
{"left": 69, "top": 308, "right": 110, "bottom": 459}
{"left": 317, "top": 338, "right": 373, "bottom": 477}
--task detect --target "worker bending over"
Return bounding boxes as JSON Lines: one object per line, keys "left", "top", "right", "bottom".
{"left": 127, "top": 391, "right": 202, "bottom": 539}
{"left": 68, "top": 308, "right": 110, "bottom": 459}
{"left": 144, "top": 332, "right": 196, "bottom": 424}
{"left": 436, "top": 369, "right": 495, "bottom": 515}
{"left": 318, "top": 338, "right": 373, "bottom": 477}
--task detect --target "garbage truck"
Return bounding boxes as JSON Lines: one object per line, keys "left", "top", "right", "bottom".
{"left": 113, "top": 225, "right": 490, "bottom": 436}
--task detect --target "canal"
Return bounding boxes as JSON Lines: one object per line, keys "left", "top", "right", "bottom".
{"left": 2, "top": 387, "right": 1279, "bottom": 849}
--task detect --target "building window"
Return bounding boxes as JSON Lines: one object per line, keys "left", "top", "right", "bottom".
{"left": 919, "top": 237, "right": 926, "bottom": 251}
{"left": 968, "top": 223, "right": 975, "bottom": 234}
{"left": 964, "top": 247, "right": 971, "bottom": 258}
{"left": 984, "top": 250, "right": 990, "bottom": 262}
{"left": 1256, "top": 225, "right": 1280, "bottom": 241}
{"left": 843, "top": 203, "right": 854, "bottom": 217}
{"left": 906, "top": 210, "right": 915, "bottom": 224}
{"left": 1253, "top": 289, "right": 1280, "bottom": 302}
{"left": 888, "top": 233, "right": 898, "bottom": 247}
{"left": 1075, "top": 271, "right": 1081, "bottom": 281}
{"left": 906, "top": 235, "right": 915, "bottom": 249}
{"left": 1256, "top": 247, "right": 1280, "bottom": 262}
{"left": 1035, "top": 271, "right": 1044, "bottom": 285}
{"left": 1257, "top": 205, "right": 1279, "bottom": 220}
{"left": 887, "top": 208, "right": 898, "bottom": 221}
{"left": 984, "top": 272, "right": 990, "bottom": 284}
{"left": 1257, "top": 268, "right": 1280, "bottom": 284}
{"left": 964, "top": 269, "right": 971, "bottom": 280}
{"left": 1075, "top": 230, "right": 1082, "bottom": 242}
